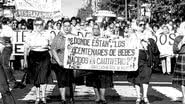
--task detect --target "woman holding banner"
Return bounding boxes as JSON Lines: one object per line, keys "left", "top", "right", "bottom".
{"left": 24, "top": 17, "right": 52, "bottom": 104}
{"left": 127, "top": 18, "right": 154, "bottom": 104}
{"left": 51, "top": 19, "right": 74, "bottom": 104}
{"left": 172, "top": 22, "right": 185, "bottom": 104}
{"left": 86, "top": 23, "right": 113, "bottom": 104}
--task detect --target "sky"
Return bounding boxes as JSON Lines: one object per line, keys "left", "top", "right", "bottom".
{"left": 60, "top": 0, "right": 84, "bottom": 18}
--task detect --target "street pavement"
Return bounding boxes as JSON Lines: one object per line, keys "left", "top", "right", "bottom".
{"left": 0, "top": 71, "right": 183, "bottom": 104}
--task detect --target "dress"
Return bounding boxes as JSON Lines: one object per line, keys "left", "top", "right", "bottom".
{"left": 127, "top": 30, "right": 153, "bottom": 85}
{"left": 28, "top": 51, "right": 51, "bottom": 87}
{"left": 86, "top": 70, "right": 113, "bottom": 88}
{"left": 25, "top": 31, "right": 53, "bottom": 87}
{"left": 127, "top": 50, "right": 152, "bottom": 84}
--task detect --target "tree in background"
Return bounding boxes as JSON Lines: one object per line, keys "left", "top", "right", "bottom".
{"left": 77, "top": 0, "right": 93, "bottom": 20}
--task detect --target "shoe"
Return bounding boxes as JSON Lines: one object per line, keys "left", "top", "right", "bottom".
{"left": 101, "top": 100, "right": 107, "bottom": 104}
{"left": 143, "top": 97, "right": 150, "bottom": 104}
{"left": 136, "top": 97, "right": 141, "bottom": 104}
{"left": 13, "top": 82, "right": 26, "bottom": 89}
{"left": 41, "top": 97, "right": 47, "bottom": 104}
{"left": 60, "top": 100, "right": 66, "bottom": 104}
{"left": 69, "top": 98, "right": 75, "bottom": 104}
{"left": 95, "top": 100, "right": 101, "bottom": 104}
{"left": 35, "top": 98, "right": 40, "bottom": 104}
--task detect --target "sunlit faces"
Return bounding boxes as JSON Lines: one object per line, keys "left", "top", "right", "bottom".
{"left": 137, "top": 21, "right": 146, "bottom": 31}
{"left": 63, "top": 21, "right": 72, "bottom": 34}
{"left": 93, "top": 24, "right": 100, "bottom": 36}
{"left": 34, "top": 20, "right": 44, "bottom": 31}
{"left": 56, "top": 23, "right": 62, "bottom": 30}
{"left": 162, "top": 26, "right": 170, "bottom": 34}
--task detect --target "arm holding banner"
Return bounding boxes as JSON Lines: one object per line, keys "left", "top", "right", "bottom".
{"left": 51, "top": 49, "right": 63, "bottom": 66}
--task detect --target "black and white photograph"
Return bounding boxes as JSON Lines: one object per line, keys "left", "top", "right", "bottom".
{"left": 0, "top": 0, "right": 185, "bottom": 104}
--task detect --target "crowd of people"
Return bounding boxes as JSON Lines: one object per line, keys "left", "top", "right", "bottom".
{"left": 0, "top": 15, "right": 185, "bottom": 104}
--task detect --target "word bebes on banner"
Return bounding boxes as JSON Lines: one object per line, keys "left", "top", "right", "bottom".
{"left": 64, "top": 36, "right": 139, "bottom": 71}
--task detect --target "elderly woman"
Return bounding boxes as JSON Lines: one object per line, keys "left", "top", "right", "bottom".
{"left": 51, "top": 19, "right": 74, "bottom": 104}
{"left": 173, "top": 22, "right": 185, "bottom": 104}
{"left": 127, "top": 19, "right": 154, "bottom": 104}
{"left": 24, "top": 17, "right": 52, "bottom": 104}
{"left": 86, "top": 23, "right": 113, "bottom": 104}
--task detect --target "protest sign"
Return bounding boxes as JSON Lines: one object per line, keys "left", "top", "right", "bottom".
{"left": 156, "top": 32, "right": 176, "bottom": 56}
{"left": 64, "top": 36, "right": 139, "bottom": 71}
{"left": 15, "top": 0, "right": 62, "bottom": 19}
{"left": 12, "top": 30, "right": 30, "bottom": 55}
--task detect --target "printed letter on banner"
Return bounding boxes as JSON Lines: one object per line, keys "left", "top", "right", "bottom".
{"left": 63, "top": 35, "right": 139, "bottom": 71}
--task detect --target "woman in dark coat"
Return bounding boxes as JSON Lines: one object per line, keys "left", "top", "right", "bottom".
{"left": 127, "top": 19, "right": 153, "bottom": 104}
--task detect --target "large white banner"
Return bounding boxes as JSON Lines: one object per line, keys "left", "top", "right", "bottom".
{"left": 15, "top": 0, "right": 62, "bottom": 19}
{"left": 64, "top": 36, "right": 139, "bottom": 71}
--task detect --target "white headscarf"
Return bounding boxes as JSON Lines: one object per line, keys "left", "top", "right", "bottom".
{"left": 177, "top": 22, "right": 185, "bottom": 35}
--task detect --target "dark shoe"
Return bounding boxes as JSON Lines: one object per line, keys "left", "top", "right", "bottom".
{"left": 95, "top": 100, "right": 101, "bottom": 104}
{"left": 60, "top": 100, "right": 66, "bottom": 104}
{"left": 69, "top": 98, "right": 75, "bottom": 104}
{"left": 35, "top": 98, "right": 40, "bottom": 104}
{"left": 41, "top": 97, "right": 47, "bottom": 104}
{"left": 136, "top": 97, "right": 141, "bottom": 104}
{"left": 14, "top": 82, "right": 26, "bottom": 89}
{"left": 101, "top": 100, "right": 107, "bottom": 104}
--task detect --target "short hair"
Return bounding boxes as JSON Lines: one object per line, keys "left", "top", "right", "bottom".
{"left": 76, "top": 17, "right": 81, "bottom": 23}
{"left": 2, "top": 17, "right": 10, "bottom": 25}
{"left": 71, "top": 17, "right": 76, "bottom": 21}
{"left": 63, "top": 18, "right": 71, "bottom": 24}
{"left": 34, "top": 17, "right": 44, "bottom": 24}
{"left": 93, "top": 23, "right": 100, "bottom": 29}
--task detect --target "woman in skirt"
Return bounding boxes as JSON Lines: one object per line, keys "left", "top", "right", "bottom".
{"left": 51, "top": 19, "right": 74, "bottom": 104}
{"left": 85, "top": 23, "right": 114, "bottom": 104}
{"left": 172, "top": 22, "right": 185, "bottom": 104}
{"left": 127, "top": 18, "right": 153, "bottom": 104}
{"left": 24, "top": 17, "right": 53, "bottom": 104}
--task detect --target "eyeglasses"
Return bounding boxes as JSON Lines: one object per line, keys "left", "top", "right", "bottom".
{"left": 34, "top": 23, "right": 43, "bottom": 26}
{"left": 139, "top": 24, "right": 145, "bottom": 27}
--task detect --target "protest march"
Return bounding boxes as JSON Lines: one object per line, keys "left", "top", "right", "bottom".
{"left": 1, "top": 0, "right": 185, "bottom": 104}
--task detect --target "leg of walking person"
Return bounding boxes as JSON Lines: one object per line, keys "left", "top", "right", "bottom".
{"left": 143, "top": 83, "right": 150, "bottom": 104}
{"left": 182, "top": 85, "right": 185, "bottom": 104}
{"left": 35, "top": 86, "right": 40, "bottom": 104}
{"left": 40, "top": 84, "right": 47, "bottom": 103}
{"left": 1, "top": 47, "right": 16, "bottom": 87}
{"left": 166, "top": 56, "right": 171, "bottom": 74}
{"left": 0, "top": 64, "right": 16, "bottom": 104}
{"left": 94, "top": 88, "right": 101, "bottom": 102}
{"left": 161, "top": 57, "right": 167, "bottom": 74}
{"left": 134, "top": 84, "right": 141, "bottom": 104}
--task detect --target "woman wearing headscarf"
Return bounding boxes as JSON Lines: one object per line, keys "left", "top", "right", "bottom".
{"left": 24, "top": 17, "right": 53, "bottom": 104}
{"left": 173, "top": 22, "right": 185, "bottom": 104}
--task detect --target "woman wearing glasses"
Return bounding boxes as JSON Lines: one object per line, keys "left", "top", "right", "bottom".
{"left": 127, "top": 18, "right": 154, "bottom": 104}
{"left": 24, "top": 17, "right": 52, "bottom": 104}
